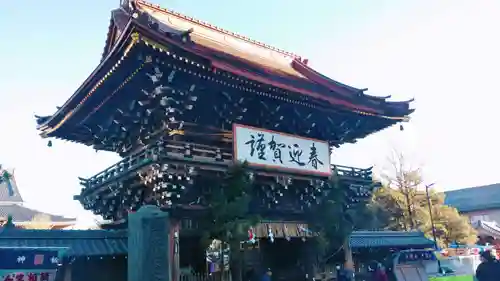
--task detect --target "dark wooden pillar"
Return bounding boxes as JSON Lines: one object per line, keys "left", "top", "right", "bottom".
{"left": 128, "top": 205, "right": 171, "bottom": 281}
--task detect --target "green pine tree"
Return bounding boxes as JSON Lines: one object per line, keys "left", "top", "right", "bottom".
{"left": 200, "top": 162, "right": 259, "bottom": 281}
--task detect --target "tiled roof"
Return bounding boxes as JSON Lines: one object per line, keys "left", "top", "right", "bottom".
{"left": 82, "top": 0, "right": 411, "bottom": 118}
{"left": 349, "top": 231, "right": 434, "bottom": 249}
{"left": 0, "top": 170, "right": 75, "bottom": 223}
{"left": 36, "top": 0, "right": 413, "bottom": 142}
{"left": 137, "top": 2, "right": 302, "bottom": 77}
{"left": 445, "top": 183, "right": 500, "bottom": 212}
{"left": 134, "top": 2, "right": 387, "bottom": 114}
{"left": 473, "top": 220, "right": 500, "bottom": 237}
{"left": 0, "top": 204, "right": 75, "bottom": 223}
{"left": 0, "top": 170, "right": 23, "bottom": 203}
{"left": 0, "top": 229, "right": 127, "bottom": 257}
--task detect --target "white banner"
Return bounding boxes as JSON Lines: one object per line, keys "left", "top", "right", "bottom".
{"left": 233, "top": 124, "right": 331, "bottom": 176}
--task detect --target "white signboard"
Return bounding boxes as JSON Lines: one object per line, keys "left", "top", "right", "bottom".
{"left": 233, "top": 124, "right": 331, "bottom": 176}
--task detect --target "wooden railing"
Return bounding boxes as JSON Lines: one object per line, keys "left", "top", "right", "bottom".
{"left": 333, "top": 164, "right": 372, "bottom": 180}
{"left": 79, "top": 140, "right": 373, "bottom": 193}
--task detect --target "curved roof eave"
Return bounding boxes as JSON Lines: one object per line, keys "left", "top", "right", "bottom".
{"left": 38, "top": 20, "right": 134, "bottom": 133}
{"left": 100, "top": 15, "right": 117, "bottom": 62}
{"left": 291, "top": 59, "right": 363, "bottom": 96}
{"left": 289, "top": 60, "right": 413, "bottom": 115}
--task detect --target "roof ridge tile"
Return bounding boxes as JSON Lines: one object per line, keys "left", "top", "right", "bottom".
{"left": 134, "top": 0, "right": 302, "bottom": 60}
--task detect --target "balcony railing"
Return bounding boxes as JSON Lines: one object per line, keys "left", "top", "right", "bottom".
{"left": 79, "top": 140, "right": 373, "bottom": 193}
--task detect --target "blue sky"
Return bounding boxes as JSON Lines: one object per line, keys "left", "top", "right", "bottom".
{"left": 0, "top": 0, "right": 498, "bottom": 222}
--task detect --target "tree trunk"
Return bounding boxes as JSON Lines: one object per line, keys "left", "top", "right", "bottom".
{"left": 404, "top": 192, "right": 415, "bottom": 229}
{"left": 229, "top": 240, "right": 242, "bottom": 281}
{"left": 343, "top": 238, "right": 354, "bottom": 270}
{"left": 343, "top": 238, "right": 355, "bottom": 281}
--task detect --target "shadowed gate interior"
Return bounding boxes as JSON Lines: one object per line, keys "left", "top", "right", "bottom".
{"left": 180, "top": 236, "right": 207, "bottom": 274}
{"left": 260, "top": 238, "right": 309, "bottom": 281}
{"left": 179, "top": 234, "right": 312, "bottom": 281}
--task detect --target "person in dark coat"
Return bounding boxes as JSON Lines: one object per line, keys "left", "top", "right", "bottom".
{"left": 372, "top": 263, "right": 388, "bottom": 281}
{"left": 260, "top": 268, "right": 272, "bottom": 281}
{"left": 335, "top": 265, "right": 345, "bottom": 281}
{"left": 245, "top": 267, "right": 256, "bottom": 281}
{"left": 335, "top": 265, "right": 353, "bottom": 281}
{"left": 475, "top": 250, "right": 500, "bottom": 281}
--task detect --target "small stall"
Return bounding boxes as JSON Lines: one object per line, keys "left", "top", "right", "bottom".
{"left": 391, "top": 249, "right": 474, "bottom": 281}
{"left": 0, "top": 228, "right": 128, "bottom": 281}
{"left": 348, "top": 231, "right": 435, "bottom": 280}
{"left": 436, "top": 244, "right": 498, "bottom": 279}
{"left": 444, "top": 244, "right": 497, "bottom": 260}
{"left": 392, "top": 249, "right": 437, "bottom": 281}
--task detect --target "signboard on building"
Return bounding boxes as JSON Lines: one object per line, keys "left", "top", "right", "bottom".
{"left": 1, "top": 270, "right": 56, "bottom": 281}
{"left": 233, "top": 124, "right": 331, "bottom": 176}
{"left": 0, "top": 248, "right": 63, "bottom": 281}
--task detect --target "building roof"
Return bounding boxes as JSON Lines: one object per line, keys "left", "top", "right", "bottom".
{"left": 444, "top": 183, "right": 500, "bottom": 212}
{"left": 0, "top": 228, "right": 127, "bottom": 257}
{"left": 349, "top": 231, "right": 434, "bottom": 249}
{"left": 0, "top": 170, "right": 23, "bottom": 203}
{"left": 0, "top": 169, "right": 75, "bottom": 224}
{"left": 131, "top": 1, "right": 411, "bottom": 114}
{"left": 0, "top": 204, "right": 75, "bottom": 224}
{"left": 473, "top": 220, "right": 500, "bottom": 238}
{"left": 106, "top": 1, "right": 368, "bottom": 99}
{"left": 36, "top": 0, "right": 413, "bottom": 141}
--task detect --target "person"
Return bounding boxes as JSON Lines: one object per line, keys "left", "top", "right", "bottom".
{"left": 245, "top": 267, "right": 256, "bottom": 281}
{"left": 261, "top": 268, "right": 272, "bottom": 281}
{"left": 475, "top": 250, "right": 500, "bottom": 281}
{"left": 335, "top": 265, "right": 344, "bottom": 281}
{"left": 335, "top": 265, "right": 352, "bottom": 281}
{"left": 372, "top": 263, "right": 388, "bottom": 281}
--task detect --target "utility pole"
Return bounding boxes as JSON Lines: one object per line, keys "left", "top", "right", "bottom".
{"left": 425, "top": 183, "right": 442, "bottom": 272}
